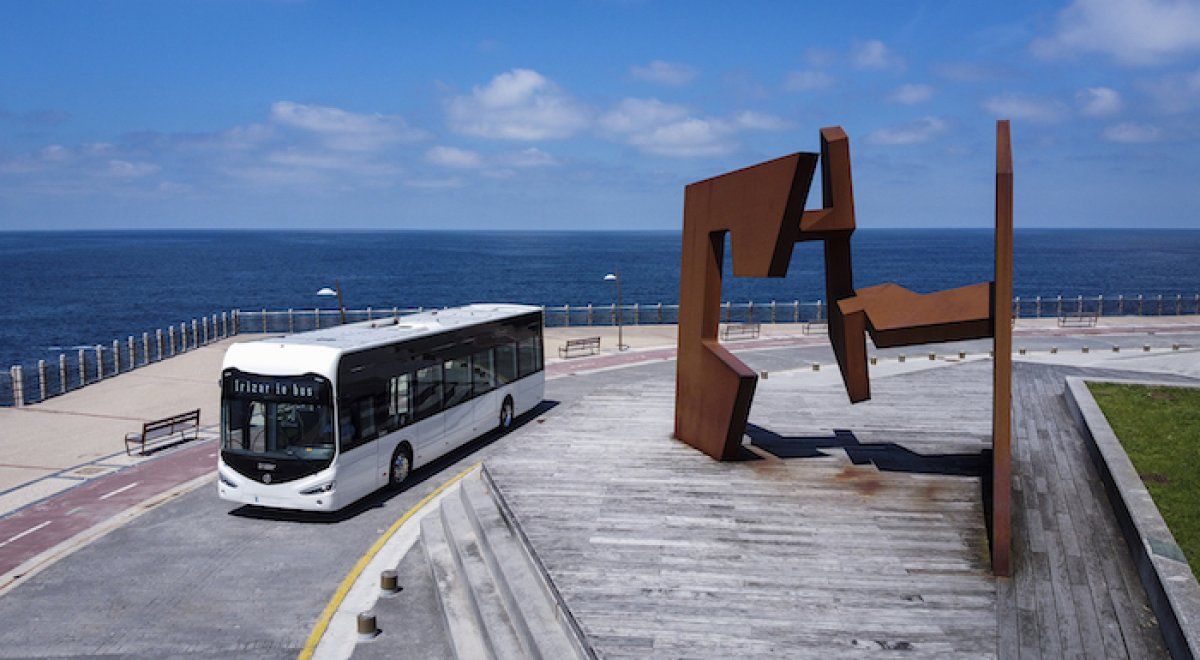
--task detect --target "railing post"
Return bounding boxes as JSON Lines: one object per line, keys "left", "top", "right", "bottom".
{"left": 747, "top": 301, "right": 754, "bottom": 323}
{"left": 587, "top": 303, "right": 593, "bottom": 326}
{"left": 156, "top": 329, "right": 164, "bottom": 361}
{"left": 770, "top": 300, "right": 777, "bottom": 324}
{"left": 367, "top": 306, "right": 373, "bottom": 321}
{"left": 10, "top": 366, "right": 23, "bottom": 407}
{"left": 1013, "top": 296, "right": 1020, "bottom": 319}
{"left": 202, "top": 317, "right": 209, "bottom": 345}
{"left": 1137, "top": 294, "right": 1144, "bottom": 315}
{"left": 793, "top": 300, "right": 800, "bottom": 323}
{"left": 724, "top": 301, "right": 731, "bottom": 322}
{"left": 1097, "top": 294, "right": 1103, "bottom": 317}
{"left": 315, "top": 308, "right": 321, "bottom": 330}
{"left": 37, "top": 359, "right": 47, "bottom": 401}
{"left": 112, "top": 339, "right": 121, "bottom": 374}
{"left": 1034, "top": 295, "right": 1041, "bottom": 318}
{"left": 610, "top": 303, "right": 616, "bottom": 326}
{"left": 1056, "top": 295, "right": 1062, "bottom": 317}
{"left": 1076, "top": 295, "right": 1083, "bottom": 314}
{"left": 58, "top": 354, "right": 67, "bottom": 394}
{"left": 127, "top": 336, "right": 135, "bottom": 368}
{"left": 180, "top": 322, "right": 188, "bottom": 352}
{"left": 1176, "top": 294, "right": 1182, "bottom": 315}
{"left": 168, "top": 326, "right": 176, "bottom": 356}
{"left": 1157, "top": 294, "right": 1163, "bottom": 315}
{"left": 1117, "top": 294, "right": 1124, "bottom": 316}
{"left": 633, "top": 303, "right": 639, "bottom": 325}
{"left": 260, "top": 309, "right": 267, "bottom": 333}
{"left": 221, "top": 311, "right": 228, "bottom": 338}
{"left": 288, "top": 308, "right": 295, "bottom": 334}
{"left": 658, "top": 302, "right": 664, "bottom": 324}
{"left": 142, "top": 333, "right": 150, "bottom": 364}
{"left": 1195, "top": 294, "right": 1199, "bottom": 315}
{"left": 564, "top": 304, "right": 570, "bottom": 327}
{"left": 816, "top": 299, "right": 824, "bottom": 322}
{"left": 94, "top": 345, "right": 103, "bottom": 380}
{"left": 233, "top": 309, "right": 240, "bottom": 335}
{"left": 78, "top": 349, "right": 86, "bottom": 386}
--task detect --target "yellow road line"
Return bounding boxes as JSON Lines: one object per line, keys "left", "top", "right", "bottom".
{"left": 297, "top": 463, "right": 479, "bottom": 660}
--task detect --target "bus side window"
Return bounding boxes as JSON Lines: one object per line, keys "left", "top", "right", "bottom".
{"left": 357, "top": 398, "right": 376, "bottom": 440}
{"left": 415, "top": 364, "right": 443, "bottom": 420}
{"left": 389, "top": 373, "right": 412, "bottom": 428}
{"left": 518, "top": 337, "right": 539, "bottom": 377}
{"left": 495, "top": 344, "right": 517, "bottom": 384}
{"left": 472, "top": 349, "right": 495, "bottom": 393}
{"left": 338, "top": 404, "right": 358, "bottom": 451}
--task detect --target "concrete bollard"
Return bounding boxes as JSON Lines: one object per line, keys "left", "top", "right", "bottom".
{"left": 156, "top": 329, "right": 164, "bottom": 361}
{"left": 95, "top": 345, "right": 103, "bottom": 379}
{"left": 112, "top": 339, "right": 121, "bottom": 374}
{"left": 202, "top": 317, "right": 209, "bottom": 345}
{"left": 380, "top": 570, "right": 399, "bottom": 595}
{"left": 168, "top": 326, "right": 177, "bottom": 356}
{"left": 37, "top": 359, "right": 47, "bottom": 401}
{"left": 811, "top": 362, "right": 820, "bottom": 371}
{"left": 898, "top": 354, "right": 906, "bottom": 363}
{"left": 128, "top": 336, "right": 135, "bottom": 368}
{"left": 357, "top": 611, "right": 379, "bottom": 639}
{"left": 222, "top": 311, "right": 229, "bottom": 338}
{"left": 180, "top": 322, "right": 187, "bottom": 351}
{"left": 10, "top": 366, "right": 23, "bottom": 407}
{"left": 58, "top": 354, "right": 67, "bottom": 394}
{"left": 142, "top": 333, "right": 150, "bottom": 365}
{"left": 78, "top": 349, "right": 86, "bottom": 386}
{"left": 192, "top": 319, "right": 199, "bottom": 347}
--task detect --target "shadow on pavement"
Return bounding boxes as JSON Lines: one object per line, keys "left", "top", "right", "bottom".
{"left": 227, "top": 400, "right": 560, "bottom": 524}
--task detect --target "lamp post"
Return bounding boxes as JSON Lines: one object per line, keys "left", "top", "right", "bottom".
{"left": 604, "top": 270, "right": 628, "bottom": 351}
{"left": 317, "top": 279, "right": 347, "bottom": 325}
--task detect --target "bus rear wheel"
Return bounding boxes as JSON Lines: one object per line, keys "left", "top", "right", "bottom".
{"left": 389, "top": 445, "right": 412, "bottom": 488}
{"left": 499, "top": 397, "right": 514, "bottom": 431}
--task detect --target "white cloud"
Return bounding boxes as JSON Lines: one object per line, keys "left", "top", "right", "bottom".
{"left": 732, "top": 110, "right": 792, "bottom": 131}
{"left": 1102, "top": 121, "right": 1163, "bottom": 142}
{"left": 867, "top": 117, "right": 948, "bottom": 145}
{"left": 783, "top": 70, "right": 834, "bottom": 92}
{"left": 104, "top": 160, "right": 160, "bottom": 178}
{"left": 269, "top": 101, "right": 426, "bottom": 151}
{"left": 1076, "top": 87, "right": 1123, "bottom": 116}
{"left": 506, "top": 147, "right": 559, "bottom": 168}
{"left": 853, "top": 39, "right": 904, "bottom": 70}
{"left": 1032, "top": 0, "right": 1200, "bottom": 65}
{"left": 630, "top": 60, "right": 698, "bottom": 86}
{"left": 426, "top": 145, "right": 484, "bottom": 168}
{"left": 888, "top": 84, "right": 934, "bottom": 105}
{"left": 404, "top": 177, "right": 465, "bottom": 189}
{"left": 1143, "top": 68, "right": 1200, "bottom": 113}
{"left": 447, "top": 69, "right": 590, "bottom": 140}
{"left": 982, "top": 93, "right": 1069, "bottom": 123}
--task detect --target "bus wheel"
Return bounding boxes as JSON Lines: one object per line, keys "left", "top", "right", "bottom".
{"left": 389, "top": 445, "right": 412, "bottom": 488}
{"left": 499, "top": 397, "right": 514, "bottom": 431}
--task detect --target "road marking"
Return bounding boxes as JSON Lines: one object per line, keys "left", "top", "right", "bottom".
{"left": 98, "top": 482, "right": 139, "bottom": 501}
{"left": 0, "top": 521, "right": 52, "bottom": 548}
{"left": 65, "top": 507, "right": 83, "bottom": 515}
{"left": 297, "top": 463, "right": 479, "bottom": 660}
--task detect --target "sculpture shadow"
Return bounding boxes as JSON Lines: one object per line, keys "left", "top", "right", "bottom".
{"left": 745, "top": 423, "right": 996, "bottom": 543}
{"left": 229, "top": 400, "right": 559, "bottom": 524}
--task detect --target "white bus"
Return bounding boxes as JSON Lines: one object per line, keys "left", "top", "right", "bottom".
{"left": 217, "top": 304, "right": 544, "bottom": 511}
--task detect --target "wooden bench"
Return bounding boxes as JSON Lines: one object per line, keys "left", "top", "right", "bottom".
{"left": 721, "top": 323, "right": 761, "bottom": 341}
{"left": 559, "top": 336, "right": 601, "bottom": 358}
{"left": 1058, "top": 311, "right": 1099, "bottom": 328}
{"left": 125, "top": 409, "right": 201, "bottom": 456}
{"left": 803, "top": 320, "right": 829, "bottom": 336}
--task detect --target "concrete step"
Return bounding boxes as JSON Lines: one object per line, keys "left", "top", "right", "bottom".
{"left": 422, "top": 470, "right": 589, "bottom": 660}
{"left": 420, "top": 508, "right": 492, "bottom": 660}
{"left": 461, "top": 471, "right": 585, "bottom": 659}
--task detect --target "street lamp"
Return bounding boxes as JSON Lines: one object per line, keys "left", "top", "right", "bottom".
{"left": 317, "top": 279, "right": 347, "bottom": 325}
{"left": 604, "top": 270, "right": 628, "bottom": 351}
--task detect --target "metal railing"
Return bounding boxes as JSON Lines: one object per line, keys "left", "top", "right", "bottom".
{"left": 5, "top": 293, "right": 1199, "bottom": 407}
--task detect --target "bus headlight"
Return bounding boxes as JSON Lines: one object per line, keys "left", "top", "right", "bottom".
{"left": 299, "top": 480, "right": 335, "bottom": 495}
{"left": 218, "top": 472, "right": 238, "bottom": 488}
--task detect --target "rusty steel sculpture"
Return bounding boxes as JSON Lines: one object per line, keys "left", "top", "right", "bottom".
{"left": 674, "top": 121, "right": 1014, "bottom": 575}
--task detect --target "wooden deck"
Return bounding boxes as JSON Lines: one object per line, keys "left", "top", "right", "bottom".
{"left": 486, "top": 360, "right": 1179, "bottom": 657}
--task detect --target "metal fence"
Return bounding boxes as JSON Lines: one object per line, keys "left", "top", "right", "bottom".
{"left": 4, "top": 293, "right": 1199, "bottom": 407}
{"left": 2, "top": 311, "right": 236, "bottom": 408}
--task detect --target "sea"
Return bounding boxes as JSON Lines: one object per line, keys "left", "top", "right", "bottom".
{"left": 1, "top": 229, "right": 1198, "bottom": 382}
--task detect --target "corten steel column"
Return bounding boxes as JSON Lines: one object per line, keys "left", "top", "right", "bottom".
{"left": 675, "top": 151, "right": 820, "bottom": 460}
{"left": 992, "top": 120, "right": 1013, "bottom": 577}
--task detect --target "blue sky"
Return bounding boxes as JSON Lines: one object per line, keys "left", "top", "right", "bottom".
{"left": 2, "top": 0, "right": 1199, "bottom": 230}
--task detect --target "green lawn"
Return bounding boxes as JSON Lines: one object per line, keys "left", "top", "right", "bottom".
{"left": 1089, "top": 382, "right": 1200, "bottom": 575}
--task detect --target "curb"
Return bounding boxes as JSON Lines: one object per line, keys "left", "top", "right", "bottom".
{"left": 1064, "top": 376, "right": 1200, "bottom": 660}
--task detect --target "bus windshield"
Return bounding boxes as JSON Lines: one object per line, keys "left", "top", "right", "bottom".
{"left": 221, "top": 371, "right": 335, "bottom": 460}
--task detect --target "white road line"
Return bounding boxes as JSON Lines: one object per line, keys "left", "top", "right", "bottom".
{"left": 0, "top": 521, "right": 52, "bottom": 548}
{"left": 98, "top": 482, "right": 139, "bottom": 501}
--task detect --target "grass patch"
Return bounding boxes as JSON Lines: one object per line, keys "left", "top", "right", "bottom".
{"left": 1089, "top": 382, "right": 1200, "bottom": 575}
